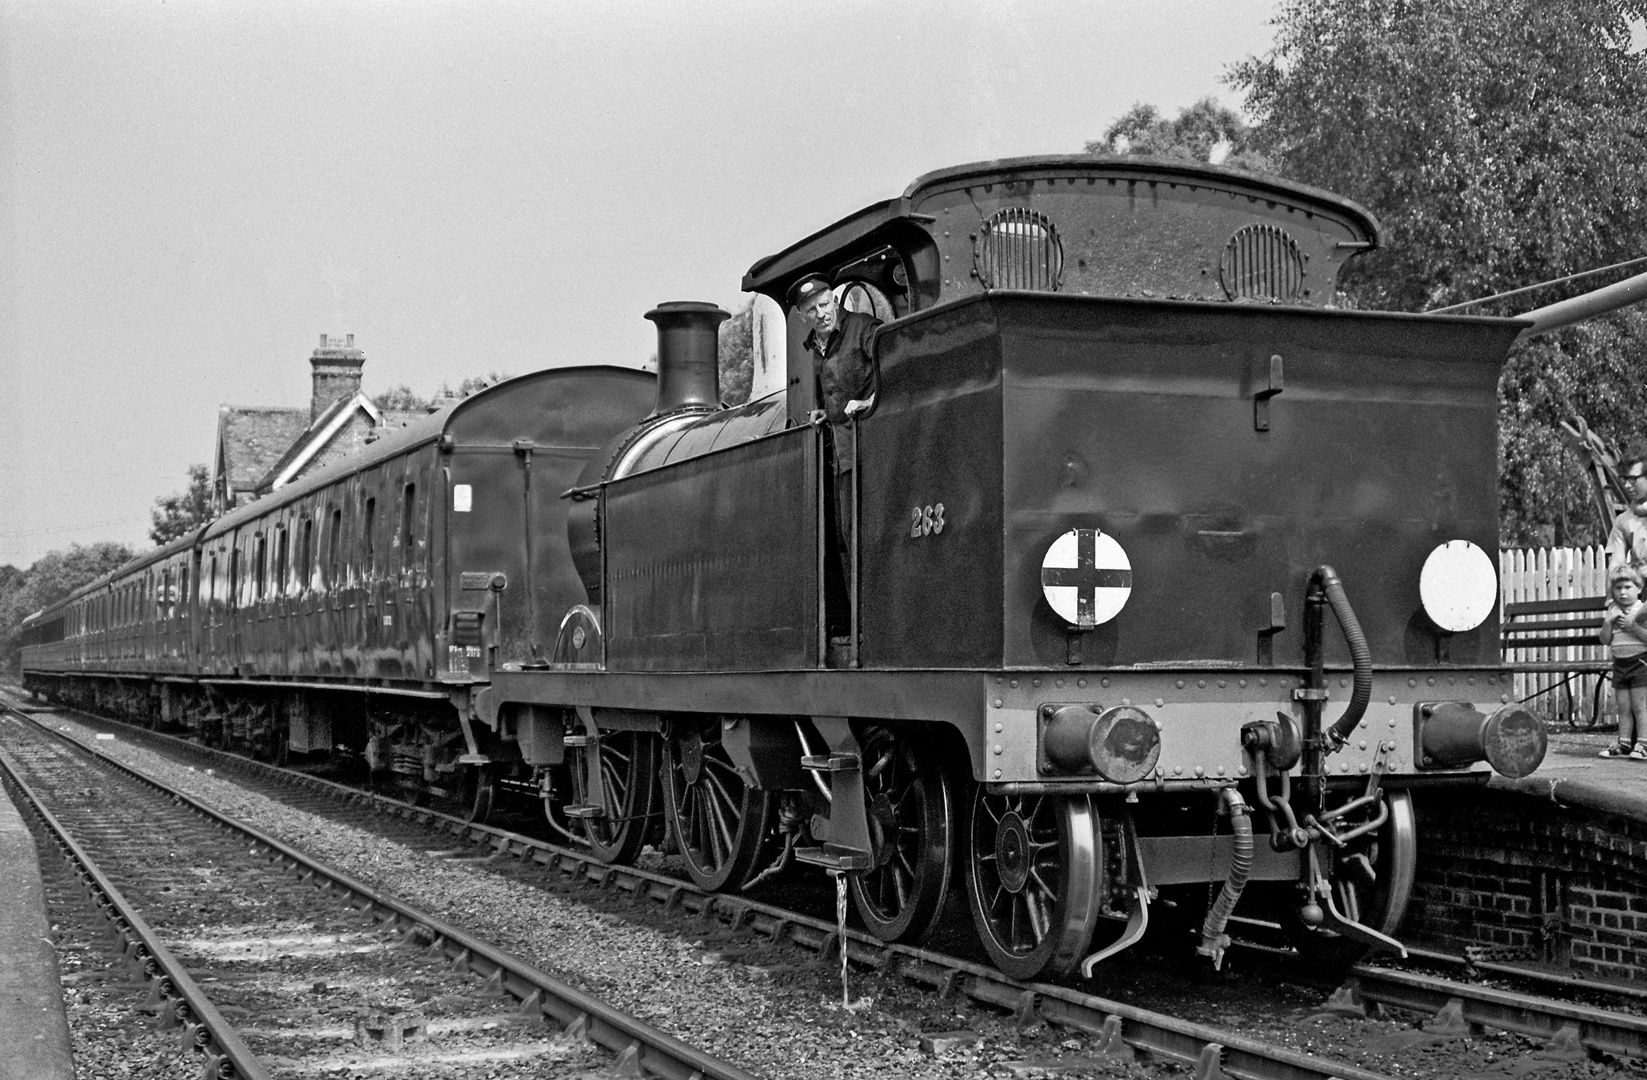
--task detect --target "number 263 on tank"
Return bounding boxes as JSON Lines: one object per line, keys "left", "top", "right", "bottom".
{"left": 909, "top": 502, "right": 946, "bottom": 538}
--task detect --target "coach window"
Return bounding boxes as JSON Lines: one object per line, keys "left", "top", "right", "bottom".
{"left": 364, "top": 496, "right": 377, "bottom": 577}
{"left": 275, "top": 524, "right": 289, "bottom": 597}
{"left": 328, "top": 506, "right": 343, "bottom": 589}
{"left": 229, "top": 549, "right": 240, "bottom": 609}
{"left": 400, "top": 483, "right": 416, "bottom": 574}
{"left": 180, "top": 564, "right": 190, "bottom": 617}
{"left": 300, "top": 517, "right": 313, "bottom": 594}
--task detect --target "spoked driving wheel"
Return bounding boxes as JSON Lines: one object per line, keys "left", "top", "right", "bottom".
{"left": 457, "top": 764, "right": 497, "bottom": 824}
{"left": 1290, "top": 788, "right": 1418, "bottom": 965}
{"left": 570, "top": 731, "right": 663, "bottom": 865}
{"left": 663, "top": 717, "right": 774, "bottom": 891}
{"left": 849, "top": 727, "right": 953, "bottom": 943}
{"left": 965, "top": 787, "right": 1103, "bottom": 980}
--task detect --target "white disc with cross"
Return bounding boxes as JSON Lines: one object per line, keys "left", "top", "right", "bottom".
{"left": 1040, "top": 529, "right": 1133, "bottom": 628}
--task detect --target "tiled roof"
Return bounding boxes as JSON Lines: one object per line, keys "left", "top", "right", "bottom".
{"left": 252, "top": 394, "right": 363, "bottom": 491}
{"left": 217, "top": 407, "right": 309, "bottom": 491}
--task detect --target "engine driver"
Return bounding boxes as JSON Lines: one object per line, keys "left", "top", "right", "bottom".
{"left": 789, "top": 274, "right": 881, "bottom": 653}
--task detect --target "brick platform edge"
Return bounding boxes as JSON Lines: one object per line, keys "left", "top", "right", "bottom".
{"left": 1406, "top": 778, "right": 1647, "bottom": 983}
{"left": 0, "top": 783, "right": 76, "bottom": 1080}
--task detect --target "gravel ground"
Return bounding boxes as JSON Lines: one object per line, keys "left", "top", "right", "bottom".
{"left": 34, "top": 716, "right": 1143, "bottom": 1079}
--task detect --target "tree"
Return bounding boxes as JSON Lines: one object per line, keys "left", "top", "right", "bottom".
{"left": 149, "top": 463, "right": 213, "bottom": 547}
{"left": 1088, "top": 97, "right": 1275, "bottom": 173}
{"left": 719, "top": 300, "right": 755, "bottom": 406}
{"left": 438, "top": 373, "right": 514, "bottom": 399}
{"left": 372, "top": 384, "right": 431, "bottom": 412}
{"left": 1229, "top": 0, "right": 1647, "bottom": 545}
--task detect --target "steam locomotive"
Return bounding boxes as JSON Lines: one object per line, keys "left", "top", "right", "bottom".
{"left": 32, "top": 154, "right": 1623, "bottom": 981}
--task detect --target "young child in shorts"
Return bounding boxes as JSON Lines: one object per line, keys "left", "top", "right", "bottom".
{"left": 1599, "top": 562, "right": 1647, "bottom": 759}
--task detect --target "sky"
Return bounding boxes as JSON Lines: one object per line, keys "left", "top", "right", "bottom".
{"left": 0, "top": 0, "right": 1281, "bottom": 567}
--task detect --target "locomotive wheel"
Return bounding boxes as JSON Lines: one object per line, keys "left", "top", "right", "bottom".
{"left": 1289, "top": 788, "right": 1418, "bottom": 966}
{"left": 849, "top": 728, "right": 953, "bottom": 943}
{"left": 572, "top": 732, "right": 663, "bottom": 865}
{"left": 457, "top": 764, "right": 497, "bottom": 824}
{"left": 965, "top": 788, "right": 1103, "bottom": 981}
{"left": 663, "top": 719, "right": 774, "bottom": 891}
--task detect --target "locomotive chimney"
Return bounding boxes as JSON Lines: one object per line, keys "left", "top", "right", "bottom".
{"left": 645, "top": 301, "right": 727, "bottom": 416}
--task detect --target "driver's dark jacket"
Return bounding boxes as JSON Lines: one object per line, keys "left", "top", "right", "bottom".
{"left": 805, "top": 310, "right": 881, "bottom": 473}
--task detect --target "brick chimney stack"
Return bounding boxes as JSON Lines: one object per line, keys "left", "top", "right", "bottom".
{"left": 310, "top": 333, "right": 364, "bottom": 422}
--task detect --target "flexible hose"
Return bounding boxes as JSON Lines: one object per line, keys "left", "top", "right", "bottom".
{"left": 1318, "top": 566, "right": 1373, "bottom": 748}
{"left": 1197, "top": 788, "right": 1253, "bottom": 970}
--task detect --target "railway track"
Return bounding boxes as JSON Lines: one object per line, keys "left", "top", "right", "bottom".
{"left": 10, "top": 691, "right": 1645, "bottom": 1077}
{"left": 0, "top": 701, "right": 761, "bottom": 1079}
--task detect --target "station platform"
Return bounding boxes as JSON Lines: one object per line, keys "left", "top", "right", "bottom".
{"left": 1490, "top": 724, "right": 1647, "bottom": 822}
{"left": 0, "top": 774, "right": 76, "bottom": 1080}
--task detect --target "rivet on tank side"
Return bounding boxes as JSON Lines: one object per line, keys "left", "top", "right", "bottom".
{"left": 1427, "top": 677, "right": 1436, "bottom": 686}
{"left": 1259, "top": 677, "right": 1268, "bottom": 686}
{"left": 1340, "top": 762, "right": 1351, "bottom": 772}
{"left": 1238, "top": 679, "right": 1247, "bottom": 688}
{"left": 994, "top": 699, "right": 1003, "bottom": 708}
{"left": 1389, "top": 718, "right": 1397, "bottom": 727}
{"left": 1358, "top": 740, "right": 1367, "bottom": 750}
{"left": 1218, "top": 679, "right": 1227, "bottom": 688}
{"left": 1502, "top": 694, "right": 1510, "bottom": 703}
{"left": 994, "top": 722, "right": 1003, "bottom": 733}
{"left": 1215, "top": 766, "right": 1225, "bottom": 776}
{"left": 996, "top": 676, "right": 1004, "bottom": 685}
{"left": 1237, "top": 765, "right": 1249, "bottom": 776}
{"left": 1010, "top": 679, "right": 1019, "bottom": 689}
{"left": 1056, "top": 678, "right": 1065, "bottom": 688}
{"left": 992, "top": 744, "right": 1003, "bottom": 755}
{"left": 1122, "top": 698, "right": 1132, "bottom": 706}
{"left": 1409, "top": 678, "right": 1418, "bottom": 687}
{"left": 1154, "top": 697, "right": 1165, "bottom": 708}
{"left": 1174, "top": 766, "right": 1184, "bottom": 775}
{"left": 1359, "top": 763, "right": 1370, "bottom": 773}
{"left": 1468, "top": 677, "right": 1475, "bottom": 685}
{"left": 1176, "top": 680, "right": 1185, "bottom": 689}
{"left": 1449, "top": 676, "right": 1456, "bottom": 685}
{"left": 1194, "top": 766, "right": 1205, "bottom": 777}
{"left": 1079, "top": 678, "right": 1089, "bottom": 688}
{"left": 993, "top": 769, "right": 1002, "bottom": 779}
{"left": 1339, "top": 677, "right": 1348, "bottom": 687}
{"left": 1032, "top": 678, "right": 1041, "bottom": 688}
{"left": 1359, "top": 719, "right": 1368, "bottom": 728}
{"left": 1198, "top": 679, "right": 1207, "bottom": 688}
{"left": 1388, "top": 696, "right": 1397, "bottom": 705}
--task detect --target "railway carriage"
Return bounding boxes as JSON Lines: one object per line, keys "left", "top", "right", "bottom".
{"left": 24, "top": 366, "right": 653, "bottom": 794}
{"left": 27, "top": 154, "right": 1608, "bottom": 981}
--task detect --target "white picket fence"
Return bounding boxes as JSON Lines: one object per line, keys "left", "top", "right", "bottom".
{"left": 1500, "top": 545, "right": 1612, "bottom": 727}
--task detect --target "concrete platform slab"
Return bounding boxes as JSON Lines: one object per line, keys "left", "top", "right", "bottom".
{"left": 1491, "top": 725, "right": 1647, "bottom": 821}
{"left": 0, "top": 778, "right": 75, "bottom": 1080}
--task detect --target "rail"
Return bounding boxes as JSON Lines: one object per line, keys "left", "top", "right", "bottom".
{"left": 0, "top": 700, "right": 761, "bottom": 1080}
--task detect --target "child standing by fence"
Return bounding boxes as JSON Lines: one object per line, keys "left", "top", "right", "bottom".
{"left": 1600, "top": 562, "right": 1647, "bottom": 759}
